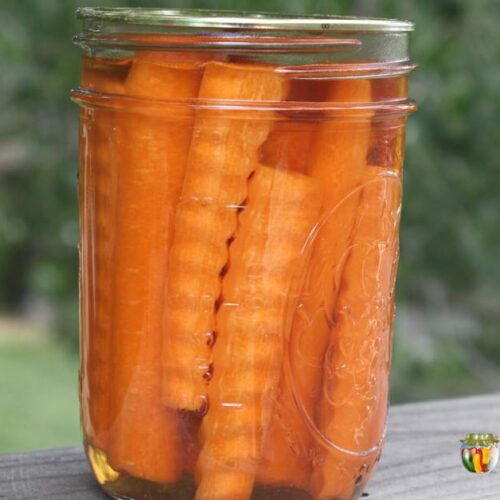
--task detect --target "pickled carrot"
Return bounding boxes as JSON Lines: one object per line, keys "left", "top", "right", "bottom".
{"left": 368, "top": 76, "right": 408, "bottom": 170}
{"left": 195, "top": 165, "right": 322, "bottom": 500}
{"left": 79, "top": 106, "right": 95, "bottom": 448}
{"left": 80, "top": 56, "right": 130, "bottom": 94}
{"left": 162, "top": 62, "right": 288, "bottom": 411}
{"left": 257, "top": 79, "right": 373, "bottom": 490}
{"left": 311, "top": 165, "right": 402, "bottom": 499}
{"left": 368, "top": 119, "right": 406, "bottom": 170}
{"left": 260, "top": 120, "right": 316, "bottom": 174}
{"left": 258, "top": 76, "right": 324, "bottom": 174}
{"left": 106, "top": 53, "right": 204, "bottom": 483}
{"left": 79, "top": 62, "right": 128, "bottom": 451}
{"left": 370, "top": 75, "right": 408, "bottom": 101}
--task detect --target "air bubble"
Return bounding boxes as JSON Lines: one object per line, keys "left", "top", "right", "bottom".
{"left": 203, "top": 364, "right": 213, "bottom": 382}
{"left": 206, "top": 331, "right": 217, "bottom": 347}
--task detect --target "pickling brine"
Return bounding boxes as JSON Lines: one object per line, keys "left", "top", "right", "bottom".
{"left": 72, "top": 8, "right": 415, "bottom": 500}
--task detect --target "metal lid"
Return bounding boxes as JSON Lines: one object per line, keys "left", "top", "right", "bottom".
{"left": 461, "top": 433, "right": 499, "bottom": 446}
{"left": 76, "top": 8, "right": 414, "bottom": 33}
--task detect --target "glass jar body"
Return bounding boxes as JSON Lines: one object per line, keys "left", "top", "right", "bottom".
{"left": 74, "top": 11, "right": 414, "bottom": 500}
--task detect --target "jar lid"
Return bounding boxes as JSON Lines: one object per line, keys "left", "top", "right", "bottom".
{"left": 76, "top": 8, "right": 413, "bottom": 34}
{"left": 461, "top": 433, "right": 499, "bottom": 446}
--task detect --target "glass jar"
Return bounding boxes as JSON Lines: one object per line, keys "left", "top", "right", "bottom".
{"left": 72, "top": 8, "right": 415, "bottom": 500}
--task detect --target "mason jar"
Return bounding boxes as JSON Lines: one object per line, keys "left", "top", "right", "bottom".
{"left": 71, "top": 8, "right": 415, "bottom": 500}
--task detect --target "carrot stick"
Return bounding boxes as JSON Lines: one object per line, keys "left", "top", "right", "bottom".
{"left": 259, "top": 77, "right": 325, "bottom": 174}
{"left": 311, "top": 165, "right": 402, "bottom": 499}
{"left": 260, "top": 120, "right": 316, "bottom": 174}
{"left": 370, "top": 75, "right": 408, "bottom": 101}
{"left": 106, "top": 53, "right": 204, "bottom": 483}
{"left": 368, "top": 76, "right": 408, "bottom": 170}
{"left": 257, "top": 79, "right": 373, "bottom": 489}
{"left": 79, "top": 106, "right": 95, "bottom": 449}
{"left": 195, "top": 165, "right": 322, "bottom": 500}
{"left": 162, "top": 62, "right": 288, "bottom": 411}
{"left": 368, "top": 118, "right": 406, "bottom": 171}
{"left": 81, "top": 56, "right": 130, "bottom": 93}
{"left": 80, "top": 61, "right": 128, "bottom": 451}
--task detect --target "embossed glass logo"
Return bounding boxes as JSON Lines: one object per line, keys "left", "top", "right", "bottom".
{"left": 460, "top": 433, "right": 499, "bottom": 474}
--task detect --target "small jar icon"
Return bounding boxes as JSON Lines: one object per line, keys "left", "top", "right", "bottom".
{"left": 461, "top": 433, "right": 499, "bottom": 473}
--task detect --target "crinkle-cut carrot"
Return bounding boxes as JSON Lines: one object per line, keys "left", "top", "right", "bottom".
{"left": 260, "top": 120, "right": 316, "bottom": 174}
{"left": 195, "top": 165, "right": 322, "bottom": 500}
{"left": 257, "top": 79, "right": 373, "bottom": 490}
{"left": 80, "top": 62, "right": 128, "bottom": 451}
{"left": 106, "top": 54, "right": 204, "bottom": 484}
{"left": 311, "top": 166, "right": 402, "bottom": 499}
{"left": 162, "top": 62, "right": 288, "bottom": 411}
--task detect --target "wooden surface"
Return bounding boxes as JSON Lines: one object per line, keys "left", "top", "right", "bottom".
{"left": 1, "top": 393, "right": 500, "bottom": 499}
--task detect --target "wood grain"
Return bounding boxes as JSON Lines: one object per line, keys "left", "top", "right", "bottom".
{"left": 1, "top": 393, "right": 499, "bottom": 499}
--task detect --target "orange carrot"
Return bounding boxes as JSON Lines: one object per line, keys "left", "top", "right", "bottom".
{"left": 195, "top": 165, "right": 322, "bottom": 500}
{"left": 260, "top": 120, "right": 316, "bottom": 174}
{"left": 257, "top": 79, "right": 373, "bottom": 489}
{"left": 370, "top": 75, "right": 408, "bottom": 102}
{"left": 162, "top": 62, "right": 288, "bottom": 411}
{"left": 80, "top": 56, "right": 130, "bottom": 93}
{"left": 368, "top": 118, "right": 406, "bottom": 171}
{"left": 80, "top": 61, "right": 128, "bottom": 450}
{"left": 259, "top": 78, "right": 323, "bottom": 174}
{"left": 106, "top": 53, "right": 204, "bottom": 483}
{"left": 311, "top": 165, "right": 402, "bottom": 499}
{"left": 368, "top": 76, "right": 408, "bottom": 170}
{"left": 79, "top": 105, "right": 95, "bottom": 448}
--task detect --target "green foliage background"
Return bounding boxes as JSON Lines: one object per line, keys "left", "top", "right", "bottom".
{"left": 0, "top": 0, "right": 499, "bottom": 450}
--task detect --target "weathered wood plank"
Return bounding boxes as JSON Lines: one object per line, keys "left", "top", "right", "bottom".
{"left": 0, "top": 447, "right": 104, "bottom": 499}
{"left": 367, "top": 392, "right": 500, "bottom": 499}
{"left": 1, "top": 393, "right": 500, "bottom": 499}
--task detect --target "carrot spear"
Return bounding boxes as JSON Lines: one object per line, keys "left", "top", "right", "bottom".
{"left": 195, "top": 165, "right": 322, "bottom": 500}
{"left": 106, "top": 53, "right": 204, "bottom": 483}
{"left": 257, "top": 79, "right": 374, "bottom": 489}
{"left": 368, "top": 76, "right": 408, "bottom": 170}
{"left": 162, "top": 62, "right": 288, "bottom": 412}
{"left": 79, "top": 60, "right": 128, "bottom": 451}
{"left": 260, "top": 120, "right": 316, "bottom": 174}
{"left": 311, "top": 165, "right": 402, "bottom": 499}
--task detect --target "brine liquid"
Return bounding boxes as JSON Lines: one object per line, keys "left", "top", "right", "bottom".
{"left": 87, "top": 443, "right": 320, "bottom": 500}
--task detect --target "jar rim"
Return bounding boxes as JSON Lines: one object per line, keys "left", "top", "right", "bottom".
{"left": 76, "top": 7, "right": 414, "bottom": 33}
{"left": 71, "top": 88, "right": 417, "bottom": 121}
